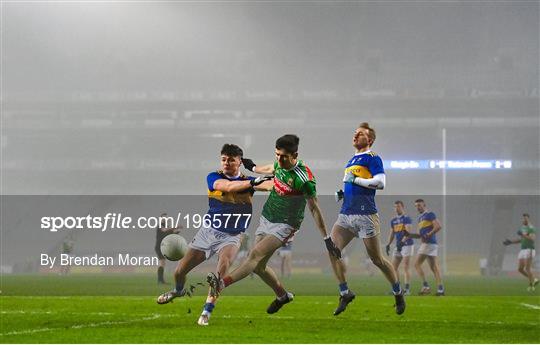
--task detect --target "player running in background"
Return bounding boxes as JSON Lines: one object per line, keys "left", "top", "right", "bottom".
{"left": 278, "top": 241, "right": 293, "bottom": 278}
{"left": 155, "top": 212, "right": 182, "bottom": 284}
{"left": 503, "top": 213, "right": 538, "bottom": 291}
{"left": 330, "top": 122, "right": 405, "bottom": 315}
{"left": 156, "top": 144, "right": 272, "bottom": 326}
{"left": 413, "top": 199, "right": 445, "bottom": 296}
{"left": 207, "top": 134, "right": 341, "bottom": 314}
{"left": 386, "top": 200, "right": 414, "bottom": 295}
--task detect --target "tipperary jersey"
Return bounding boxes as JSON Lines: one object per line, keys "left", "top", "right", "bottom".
{"left": 340, "top": 151, "right": 384, "bottom": 215}
{"left": 207, "top": 171, "right": 255, "bottom": 234}
{"left": 418, "top": 211, "right": 438, "bottom": 244}
{"left": 262, "top": 160, "right": 316, "bottom": 229}
{"left": 391, "top": 215, "right": 413, "bottom": 247}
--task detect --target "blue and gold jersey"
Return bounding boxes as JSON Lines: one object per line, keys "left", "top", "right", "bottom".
{"left": 390, "top": 215, "right": 413, "bottom": 247}
{"left": 207, "top": 171, "right": 255, "bottom": 234}
{"left": 418, "top": 211, "right": 437, "bottom": 244}
{"left": 340, "top": 151, "right": 385, "bottom": 215}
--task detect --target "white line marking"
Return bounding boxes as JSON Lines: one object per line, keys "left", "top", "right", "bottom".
{"left": 521, "top": 303, "right": 540, "bottom": 310}
{"left": 1, "top": 313, "right": 160, "bottom": 336}
{"left": 1, "top": 310, "right": 114, "bottom": 316}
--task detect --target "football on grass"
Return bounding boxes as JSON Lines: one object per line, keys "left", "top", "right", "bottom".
{"left": 160, "top": 234, "right": 188, "bottom": 261}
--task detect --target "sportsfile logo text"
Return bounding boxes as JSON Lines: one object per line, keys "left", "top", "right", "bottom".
{"left": 40, "top": 213, "right": 251, "bottom": 232}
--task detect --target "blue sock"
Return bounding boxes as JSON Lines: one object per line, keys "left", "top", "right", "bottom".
{"left": 423, "top": 281, "right": 429, "bottom": 288}
{"left": 339, "top": 282, "right": 349, "bottom": 295}
{"left": 438, "top": 284, "right": 444, "bottom": 291}
{"left": 175, "top": 282, "right": 184, "bottom": 294}
{"left": 404, "top": 283, "right": 410, "bottom": 290}
{"left": 392, "top": 282, "right": 402, "bottom": 295}
{"left": 203, "top": 302, "right": 215, "bottom": 313}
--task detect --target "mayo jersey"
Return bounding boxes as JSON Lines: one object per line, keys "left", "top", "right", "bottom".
{"left": 262, "top": 160, "right": 316, "bottom": 229}
{"left": 207, "top": 171, "right": 255, "bottom": 234}
{"left": 390, "top": 215, "right": 413, "bottom": 247}
{"left": 340, "top": 151, "right": 384, "bottom": 215}
{"left": 418, "top": 211, "right": 438, "bottom": 244}
{"left": 519, "top": 225, "right": 536, "bottom": 250}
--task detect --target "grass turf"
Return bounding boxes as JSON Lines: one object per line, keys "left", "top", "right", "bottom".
{"left": 1, "top": 274, "right": 539, "bottom": 343}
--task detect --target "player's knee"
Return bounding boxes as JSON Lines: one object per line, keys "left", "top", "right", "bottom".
{"left": 247, "top": 250, "right": 266, "bottom": 267}
{"left": 253, "top": 264, "right": 266, "bottom": 275}
{"left": 370, "top": 256, "right": 385, "bottom": 268}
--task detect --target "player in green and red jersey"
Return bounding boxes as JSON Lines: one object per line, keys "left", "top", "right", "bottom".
{"left": 207, "top": 134, "right": 341, "bottom": 314}
{"left": 504, "top": 213, "right": 538, "bottom": 291}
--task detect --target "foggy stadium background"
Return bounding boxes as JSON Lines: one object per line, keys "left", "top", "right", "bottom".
{"left": 2, "top": 2, "right": 538, "bottom": 277}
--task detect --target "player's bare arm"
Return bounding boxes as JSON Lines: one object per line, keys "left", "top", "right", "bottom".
{"left": 241, "top": 158, "right": 275, "bottom": 174}
{"left": 253, "top": 179, "right": 274, "bottom": 191}
{"left": 386, "top": 231, "right": 395, "bottom": 256}
{"left": 307, "top": 197, "right": 341, "bottom": 259}
{"left": 427, "top": 219, "right": 442, "bottom": 237}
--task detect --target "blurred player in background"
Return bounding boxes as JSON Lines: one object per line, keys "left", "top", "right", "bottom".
{"left": 207, "top": 134, "right": 341, "bottom": 314}
{"left": 386, "top": 200, "right": 414, "bottom": 295}
{"left": 237, "top": 233, "right": 251, "bottom": 261}
{"left": 330, "top": 123, "right": 405, "bottom": 316}
{"left": 156, "top": 144, "right": 272, "bottom": 326}
{"left": 60, "top": 234, "right": 75, "bottom": 276}
{"left": 413, "top": 199, "right": 445, "bottom": 296}
{"left": 278, "top": 241, "right": 293, "bottom": 278}
{"left": 155, "top": 212, "right": 182, "bottom": 284}
{"left": 503, "top": 213, "right": 538, "bottom": 291}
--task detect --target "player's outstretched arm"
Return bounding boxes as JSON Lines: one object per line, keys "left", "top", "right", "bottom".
{"left": 242, "top": 158, "right": 275, "bottom": 175}
{"left": 386, "top": 231, "right": 395, "bottom": 256}
{"left": 253, "top": 179, "right": 274, "bottom": 192}
{"left": 343, "top": 172, "right": 385, "bottom": 190}
{"left": 306, "top": 197, "right": 341, "bottom": 259}
{"left": 213, "top": 176, "right": 273, "bottom": 193}
{"left": 503, "top": 238, "right": 520, "bottom": 245}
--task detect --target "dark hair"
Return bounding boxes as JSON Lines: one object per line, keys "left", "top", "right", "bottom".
{"left": 221, "top": 144, "right": 243, "bottom": 158}
{"left": 394, "top": 200, "right": 404, "bottom": 206}
{"left": 414, "top": 199, "right": 425, "bottom": 204}
{"left": 275, "top": 134, "right": 300, "bottom": 154}
{"left": 359, "top": 122, "right": 376, "bottom": 145}
{"left": 523, "top": 213, "right": 530, "bottom": 218}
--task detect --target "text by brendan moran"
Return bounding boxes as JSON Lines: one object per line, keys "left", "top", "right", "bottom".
{"left": 40, "top": 253, "right": 158, "bottom": 268}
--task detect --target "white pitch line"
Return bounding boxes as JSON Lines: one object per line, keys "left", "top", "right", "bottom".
{"left": 1, "top": 313, "right": 160, "bottom": 337}
{"left": 520, "top": 303, "right": 540, "bottom": 310}
{"left": 1, "top": 310, "right": 114, "bottom": 316}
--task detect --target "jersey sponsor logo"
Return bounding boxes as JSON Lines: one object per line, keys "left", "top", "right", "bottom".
{"left": 274, "top": 177, "right": 301, "bottom": 196}
{"left": 345, "top": 165, "right": 373, "bottom": 179}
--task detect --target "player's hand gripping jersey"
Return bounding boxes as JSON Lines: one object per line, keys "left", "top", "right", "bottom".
{"left": 418, "top": 211, "right": 437, "bottom": 244}
{"left": 391, "top": 215, "right": 413, "bottom": 249}
{"left": 207, "top": 171, "right": 255, "bottom": 234}
{"left": 341, "top": 151, "right": 384, "bottom": 215}
{"left": 262, "top": 160, "right": 316, "bottom": 229}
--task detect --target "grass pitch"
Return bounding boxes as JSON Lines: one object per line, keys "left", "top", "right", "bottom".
{"left": 1, "top": 274, "right": 539, "bottom": 343}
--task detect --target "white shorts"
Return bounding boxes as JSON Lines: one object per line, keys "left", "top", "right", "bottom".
{"left": 418, "top": 243, "right": 438, "bottom": 257}
{"left": 334, "top": 213, "right": 380, "bottom": 239}
{"left": 189, "top": 226, "right": 242, "bottom": 259}
{"left": 255, "top": 216, "right": 297, "bottom": 244}
{"left": 278, "top": 249, "right": 292, "bottom": 259}
{"left": 518, "top": 249, "right": 536, "bottom": 260}
{"left": 393, "top": 245, "right": 415, "bottom": 258}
